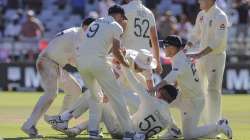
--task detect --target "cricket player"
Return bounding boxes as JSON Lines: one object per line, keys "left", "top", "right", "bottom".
{"left": 120, "top": 0, "right": 162, "bottom": 91}
{"left": 155, "top": 35, "right": 232, "bottom": 139}
{"left": 75, "top": 5, "right": 135, "bottom": 139}
{"left": 185, "top": 0, "right": 230, "bottom": 127}
{"left": 45, "top": 61, "right": 181, "bottom": 139}
{"left": 21, "top": 18, "right": 95, "bottom": 138}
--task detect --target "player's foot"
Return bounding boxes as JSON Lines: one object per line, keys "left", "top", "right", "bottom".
{"left": 123, "top": 132, "right": 135, "bottom": 140}
{"left": 133, "top": 133, "right": 145, "bottom": 140}
{"left": 89, "top": 130, "right": 103, "bottom": 139}
{"left": 44, "top": 115, "right": 68, "bottom": 130}
{"left": 65, "top": 126, "right": 83, "bottom": 137}
{"left": 159, "top": 127, "right": 182, "bottom": 139}
{"left": 218, "top": 119, "right": 232, "bottom": 139}
{"left": 21, "top": 124, "right": 43, "bottom": 138}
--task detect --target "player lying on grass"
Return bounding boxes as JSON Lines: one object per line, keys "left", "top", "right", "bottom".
{"left": 21, "top": 17, "right": 95, "bottom": 138}
{"left": 44, "top": 48, "right": 182, "bottom": 139}
{"left": 153, "top": 35, "right": 232, "bottom": 139}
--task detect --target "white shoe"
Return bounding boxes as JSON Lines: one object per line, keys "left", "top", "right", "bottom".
{"left": 218, "top": 119, "right": 233, "bottom": 139}
{"left": 159, "top": 127, "right": 182, "bottom": 140}
{"left": 21, "top": 124, "right": 43, "bottom": 138}
{"left": 122, "top": 132, "right": 135, "bottom": 140}
{"left": 65, "top": 127, "right": 83, "bottom": 137}
{"left": 89, "top": 130, "right": 103, "bottom": 139}
{"left": 133, "top": 133, "right": 145, "bottom": 140}
{"left": 44, "top": 115, "right": 68, "bottom": 130}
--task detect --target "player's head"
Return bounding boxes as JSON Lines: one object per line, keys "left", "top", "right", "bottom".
{"left": 108, "top": 5, "right": 127, "bottom": 24}
{"left": 81, "top": 17, "right": 96, "bottom": 31}
{"left": 156, "top": 84, "right": 178, "bottom": 103}
{"left": 198, "top": 0, "right": 216, "bottom": 11}
{"left": 126, "top": 49, "right": 157, "bottom": 73}
{"left": 163, "top": 35, "right": 183, "bottom": 57}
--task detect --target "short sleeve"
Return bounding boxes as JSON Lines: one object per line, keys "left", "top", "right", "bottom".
{"left": 112, "top": 22, "right": 123, "bottom": 40}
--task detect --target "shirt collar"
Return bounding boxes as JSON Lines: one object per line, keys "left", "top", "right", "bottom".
{"left": 106, "top": 16, "right": 115, "bottom": 22}
{"left": 205, "top": 3, "right": 218, "bottom": 16}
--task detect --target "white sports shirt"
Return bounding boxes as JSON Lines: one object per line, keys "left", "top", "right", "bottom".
{"left": 122, "top": 67, "right": 174, "bottom": 138}
{"left": 78, "top": 16, "right": 123, "bottom": 58}
{"left": 45, "top": 27, "right": 84, "bottom": 67}
{"left": 122, "top": 0, "right": 156, "bottom": 51}
{"left": 163, "top": 51, "right": 203, "bottom": 99}
{"left": 189, "top": 4, "right": 229, "bottom": 54}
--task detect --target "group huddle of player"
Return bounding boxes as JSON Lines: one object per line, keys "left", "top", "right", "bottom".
{"left": 21, "top": 0, "right": 232, "bottom": 140}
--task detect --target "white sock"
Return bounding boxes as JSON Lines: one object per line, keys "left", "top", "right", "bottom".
{"left": 60, "top": 111, "right": 73, "bottom": 121}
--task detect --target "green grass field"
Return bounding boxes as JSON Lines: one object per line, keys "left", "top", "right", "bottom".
{"left": 0, "top": 92, "right": 249, "bottom": 140}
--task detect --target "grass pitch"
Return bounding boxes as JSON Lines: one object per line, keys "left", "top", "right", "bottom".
{"left": 0, "top": 92, "right": 249, "bottom": 140}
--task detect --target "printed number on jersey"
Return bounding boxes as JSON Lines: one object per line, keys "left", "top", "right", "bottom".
{"left": 139, "top": 114, "right": 162, "bottom": 137}
{"left": 134, "top": 18, "right": 150, "bottom": 38}
{"left": 87, "top": 23, "right": 100, "bottom": 38}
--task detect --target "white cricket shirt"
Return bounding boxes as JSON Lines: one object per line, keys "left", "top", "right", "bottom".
{"left": 189, "top": 4, "right": 229, "bottom": 54}
{"left": 163, "top": 51, "right": 204, "bottom": 99}
{"left": 122, "top": 0, "right": 156, "bottom": 51}
{"left": 45, "top": 27, "right": 84, "bottom": 67}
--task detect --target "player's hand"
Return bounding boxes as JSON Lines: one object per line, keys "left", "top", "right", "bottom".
{"left": 155, "top": 62, "right": 163, "bottom": 74}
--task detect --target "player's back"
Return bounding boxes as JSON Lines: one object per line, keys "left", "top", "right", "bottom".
{"left": 44, "top": 27, "right": 83, "bottom": 66}
{"left": 78, "top": 16, "right": 123, "bottom": 59}
{"left": 122, "top": 0, "right": 156, "bottom": 51}
{"left": 132, "top": 93, "right": 172, "bottom": 138}
{"left": 173, "top": 51, "right": 204, "bottom": 99}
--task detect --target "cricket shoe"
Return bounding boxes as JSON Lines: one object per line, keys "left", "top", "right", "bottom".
{"left": 21, "top": 124, "right": 43, "bottom": 138}
{"left": 51, "top": 125, "right": 82, "bottom": 137}
{"left": 133, "top": 133, "right": 145, "bottom": 140}
{"left": 158, "top": 127, "right": 182, "bottom": 139}
{"left": 218, "top": 119, "right": 232, "bottom": 139}
{"left": 89, "top": 130, "right": 103, "bottom": 139}
{"left": 44, "top": 115, "right": 68, "bottom": 130}
{"left": 123, "top": 132, "right": 135, "bottom": 140}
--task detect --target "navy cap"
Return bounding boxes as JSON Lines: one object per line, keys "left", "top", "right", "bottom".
{"left": 108, "top": 5, "right": 127, "bottom": 20}
{"left": 161, "top": 84, "right": 178, "bottom": 102}
{"left": 163, "top": 35, "right": 183, "bottom": 49}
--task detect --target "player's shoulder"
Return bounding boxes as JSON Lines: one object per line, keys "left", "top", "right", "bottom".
{"left": 214, "top": 8, "right": 228, "bottom": 22}
{"left": 197, "top": 10, "right": 205, "bottom": 18}
{"left": 62, "top": 27, "right": 80, "bottom": 34}
{"left": 111, "top": 21, "right": 123, "bottom": 33}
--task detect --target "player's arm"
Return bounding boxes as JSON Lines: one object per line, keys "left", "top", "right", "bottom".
{"left": 150, "top": 25, "right": 162, "bottom": 74}
{"left": 186, "top": 12, "right": 202, "bottom": 48}
{"left": 152, "top": 69, "right": 179, "bottom": 92}
{"left": 187, "top": 15, "right": 228, "bottom": 59}
{"left": 112, "top": 24, "right": 129, "bottom": 68}
{"left": 112, "top": 39, "right": 129, "bottom": 68}
{"left": 142, "top": 69, "right": 154, "bottom": 92}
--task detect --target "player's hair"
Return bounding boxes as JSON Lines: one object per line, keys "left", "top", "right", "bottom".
{"left": 81, "top": 17, "right": 96, "bottom": 27}
{"left": 160, "top": 84, "right": 178, "bottom": 102}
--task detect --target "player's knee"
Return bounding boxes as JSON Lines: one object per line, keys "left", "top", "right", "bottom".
{"left": 44, "top": 92, "right": 57, "bottom": 101}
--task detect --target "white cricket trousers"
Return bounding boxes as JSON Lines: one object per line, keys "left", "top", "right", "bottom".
{"left": 176, "top": 97, "right": 221, "bottom": 139}
{"left": 196, "top": 52, "right": 226, "bottom": 124}
{"left": 24, "top": 55, "right": 82, "bottom": 128}
{"left": 77, "top": 57, "right": 134, "bottom": 133}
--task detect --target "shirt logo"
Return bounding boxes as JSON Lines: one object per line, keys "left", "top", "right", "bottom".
{"left": 219, "top": 24, "right": 226, "bottom": 30}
